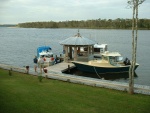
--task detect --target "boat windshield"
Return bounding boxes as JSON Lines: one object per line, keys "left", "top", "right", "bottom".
{"left": 109, "top": 56, "right": 123, "bottom": 66}
{"left": 109, "top": 56, "right": 123, "bottom": 62}
{"left": 102, "top": 55, "right": 108, "bottom": 61}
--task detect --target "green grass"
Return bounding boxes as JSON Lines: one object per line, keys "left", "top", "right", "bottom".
{"left": 0, "top": 68, "right": 150, "bottom": 113}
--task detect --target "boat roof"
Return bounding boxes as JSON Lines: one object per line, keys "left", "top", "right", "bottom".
{"left": 37, "top": 46, "right": 52, "bottom": 51}
{"left": 94, "top": 44, "right": 107, "bottom": 48}
{"left": 37, "top": 46, "right": 52, "bottom": 57}
{"left": 102, "top": 51, "right": 121, "bottom": 57}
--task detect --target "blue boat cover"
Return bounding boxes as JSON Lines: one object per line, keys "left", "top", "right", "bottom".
{"left": 37, "top": 46, "right": 52, "bottom": 57}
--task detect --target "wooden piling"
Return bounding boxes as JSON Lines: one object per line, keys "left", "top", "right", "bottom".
{"left": 68, "top": 65, "right": 70, "bottom": 73}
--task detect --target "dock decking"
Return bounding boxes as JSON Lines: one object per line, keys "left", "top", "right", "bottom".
{"left": 46, "top": 62, "right": 75, "bottom": 73}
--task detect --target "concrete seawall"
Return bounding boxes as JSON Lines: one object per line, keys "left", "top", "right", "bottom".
{"left": 0, "top": 63, "right": 150, "bottom": 95}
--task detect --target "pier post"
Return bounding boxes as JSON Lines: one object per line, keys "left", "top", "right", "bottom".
{"left": 9, "top": 68, "right": 12, "bottom": 76}
{"left": 68, "top": 65, "right": 70, "bottom": 73}
{"left": 87, "top": 46, "right": 90, "bottom": 55}
{"left": 69, "top": 46, "right": 72, "bottom": 59}
{"left": 26, "top": 66, "right": 29, "bottom": 74}
{"left": 60, "top": 54, "right": 62, "bottom": 62}
{"left": 74, "top": 46, "right": 77, "bottom": 61}
{"left": 92, "top": 45, "right": 94, "bottom": 54}
{"left": 65, "top": 45, "right": 68, "bottom": 62}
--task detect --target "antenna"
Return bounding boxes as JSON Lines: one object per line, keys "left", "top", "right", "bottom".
{"left": 77, "top": 29, "right": 80, "bottom": 37}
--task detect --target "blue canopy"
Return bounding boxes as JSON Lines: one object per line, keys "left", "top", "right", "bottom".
{"left": 37, "top": 46, "right": 52, "bottom": 57}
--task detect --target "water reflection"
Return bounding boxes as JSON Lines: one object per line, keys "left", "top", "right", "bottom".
{"left": 100, "top": 72, "right": 138, "bottom": 80}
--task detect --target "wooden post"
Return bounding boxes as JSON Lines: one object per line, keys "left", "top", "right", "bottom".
{"left": 87, "top": 46, "right": 89, "bottom": 56}
{"left": 63, "top": 45, "right": 65, "bottom": 54}
{"left": 60, "top": 54, "right": 62, "bottom": 62}
{"left": 89, "top": 46, "right": 91, "bottom": 54}
{"left": 65, "top": 45, "right": 68, "bottom": 62}
{"left": 68, "top": 65, "right": 70, "bottom": 73}
{"left": 69, "top": 46, "right": 72, "bottom": 59}
{"left": 92, "top": 45, "right": 94, "bottom": 54}
{"left": 26, "top": 66, "right": 29, "bottom": 74}
{"left": 9, "top": 68, "right": 12, "bottom": 76}
{"left": 74, "top": 46, "right": 77, "bottom": 61}
{"left": 78, "top": 47, "right": 80, "bottom": 53}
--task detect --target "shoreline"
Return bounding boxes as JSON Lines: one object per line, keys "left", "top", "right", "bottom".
{"left": 0, "top": 63, "right": 150, "bottom": 95}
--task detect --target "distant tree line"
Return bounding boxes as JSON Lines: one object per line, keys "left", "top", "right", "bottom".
{"left": 18, "top": 18, "right": 150, "bottom": 29}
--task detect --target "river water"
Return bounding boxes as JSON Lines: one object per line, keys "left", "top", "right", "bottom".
{"left": 0, "top": 27, "right": 149, "bottom": 86}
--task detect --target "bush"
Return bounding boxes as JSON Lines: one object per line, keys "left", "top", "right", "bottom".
{"left": 38, "top": 74, "right": 43, "bottom": 82}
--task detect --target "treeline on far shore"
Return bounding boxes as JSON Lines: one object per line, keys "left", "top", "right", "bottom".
{"left": 17, "top": 18, "right": 150, "bottom": 30}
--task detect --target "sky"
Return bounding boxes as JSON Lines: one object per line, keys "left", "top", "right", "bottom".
{"left": 0, "top": 0, "right": 150, "bottom": 24}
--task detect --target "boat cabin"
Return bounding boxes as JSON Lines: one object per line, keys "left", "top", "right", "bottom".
{"left": 94, "top": 44, "right": 108, "bottom": 54}
{"left": 92, "top": 44, "right": 108, "bottom": 59}
{"left": 101, "top": 51, "right": 123, "bottom": 66}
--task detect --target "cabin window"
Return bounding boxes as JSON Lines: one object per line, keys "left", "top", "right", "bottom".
{"left": 94, "top": 48, "right": 100, "bottom": 52}
{"left": 109, "top": 56, "right": 115, "bottom": 61}
{"left": 116, "top": 56, "right": 123, "bottom": 62}
{"left": 109, "top": 56, "right": 122, "bottom": 62}
{"left": 100, "top": 49, "right": 104, "bottom": 53}
{"left": 109, "top": 56, "right": 116, "bottom": 66}
{"left": 109, "top": 56, "right": 116, "bottom": 64}
{"left": 84, "top": 47, "right": 88, "bottom": 51}
{"left": 103, "top": 56, "right": 108, "bottom": 61}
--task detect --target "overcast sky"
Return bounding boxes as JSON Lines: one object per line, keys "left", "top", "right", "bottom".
{"left": 0, "top": 0, "right": 149, "bottom": 24}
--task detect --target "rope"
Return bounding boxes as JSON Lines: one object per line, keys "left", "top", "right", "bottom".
{"left": 93, "top": 66, "right": 101, "bottom": 79}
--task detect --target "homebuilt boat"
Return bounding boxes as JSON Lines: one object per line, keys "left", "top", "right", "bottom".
{"left": 72, "top": 51, "right": 139, "bottom": 74}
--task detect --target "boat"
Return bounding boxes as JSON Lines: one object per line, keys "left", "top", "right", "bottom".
{"left": 71, "top": 51, "right": 139, "bottom": 74}
{"left": 78, "top": 43, "right": 108, "bottom": 61}
{"left": 93, "top": 44, "right": 108, "bottom": 58}
{"left": 80, "top": 43, "right": 108, "bottom": 55}
{"left": 37, "top": 46, "right": 55, "bottom": 67}
{"left": 37, "top": 46, "right": 53, "bottom": 57}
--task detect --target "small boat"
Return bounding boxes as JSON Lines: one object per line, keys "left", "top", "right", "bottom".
{"left": 80, "top": 43, "right": 107, "bottom": 54}
{"left": 72, "top": 51, "right": 139, "bottom": 74}
{"left": 37, "top": 46, "right": 53, "bottom": 57}
{"left": 37, "top": 46, "right": 55, "bottom": 67}
{"left": 93, "top": 44, "right": 108, "bottom": 58}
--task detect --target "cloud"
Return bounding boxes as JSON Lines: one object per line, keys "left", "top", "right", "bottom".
{"left": 0, "top": 0, "right": 149, "bottom": 24}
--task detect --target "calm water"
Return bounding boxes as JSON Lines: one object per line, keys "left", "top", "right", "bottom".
{"left": 0, "top": 27, "right": 150, "bottom": 86}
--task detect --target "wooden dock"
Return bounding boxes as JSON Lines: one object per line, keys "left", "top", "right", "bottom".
{"left": 46, "top": 62, "right": 75, "bottom": 73}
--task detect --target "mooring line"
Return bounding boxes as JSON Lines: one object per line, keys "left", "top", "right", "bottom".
{"left": 93, "top": 66, "right": 101, "bottom": 79}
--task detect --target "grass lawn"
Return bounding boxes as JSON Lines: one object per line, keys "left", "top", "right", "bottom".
{"left": 0, "top": 68, "right": 150, "bottom": 113}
